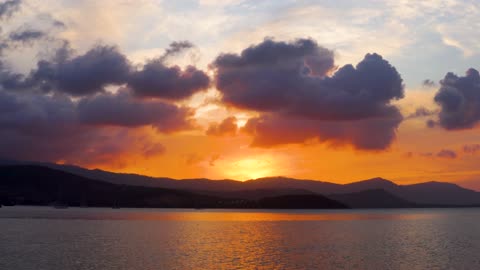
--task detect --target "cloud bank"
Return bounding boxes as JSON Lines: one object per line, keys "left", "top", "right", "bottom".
{"left": 0, "top": 3, "right": 209, "bottom": 163}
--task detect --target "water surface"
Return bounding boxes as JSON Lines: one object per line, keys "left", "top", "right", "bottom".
{"left": 1, "top": 206, "right": 479, "bottom": 269}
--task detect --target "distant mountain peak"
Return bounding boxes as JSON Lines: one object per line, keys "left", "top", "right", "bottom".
{"left": 252, "top": 176, "right": 290, "bottom": 181}
{"left": 347, "top": 177, "right": 397, "bottom": 186}
{"left": 408, "top": 181, "right": 464, "bottom": 190}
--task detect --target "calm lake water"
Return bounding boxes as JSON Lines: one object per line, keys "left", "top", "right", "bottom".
{"left": 1, "top": 207, "right": 479, "bottom": 269}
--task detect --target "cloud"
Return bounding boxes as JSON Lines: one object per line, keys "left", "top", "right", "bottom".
{"left": 433, "top": 68, "right": 480, "bottom": 130}
{"left": 436, "top": 149, "right": 457, "bottom": 159}
{"left": 0, "top": 90, "right": 87, "bottom": 161}
{"left": 128, "top": 59, "right": 210, "bottom": 100}
{"left": 0, "top": 60, "right": 26, "bottom": 89}
{"left": 463, "top": 144, "right": 480, "bottom": 154}
{"left": 31, "top": 45, "right": 131, "bottom": 96}
{"left": 8, "top": 29, "right": 46, "bottom": 43}
{"left": 127, "top": 42, "right": 209, "bottom": 100}
{"left": 422, "top": 79, "right": 436, "bottom": 87}
{"left": 77, "top": 89, "right": 194, "bottom": 133}
{"left": 212, "top": 38, "right": 336, "bottom": 112}
{"left": 406, "top": 107, "right": 436, "bottom": 119}
{"left": 3, "top": 40, "right": 210, "bottom": 100}
{"left": 160, "top": 40, "right": 194, "bottom": 61}
{"left": 212, "top": 38, "right": 404, "bottom": 150}
{"left": 206, "top": 116, "right": 237, "bottom": 136}
{"left": 242, "top": 113, "right": 402, "bottom": 150}
{"left": 0, "top": 39, "right": 206, "bottom": 163}
{"left": 0, "top": 0, "right": 21, "bottom": 20}
{"left": 0, "top": 88, "right": 188, "bottom": 163}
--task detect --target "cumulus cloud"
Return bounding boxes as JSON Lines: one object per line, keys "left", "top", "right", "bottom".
{"left": 128, "top": 59, "right": 210, "bottom": 100}
{"left": 31, "top": 45, "right": 131, "bottom": 96}
{"left": 125, "top": 41, "right": 209, "bottom": 100}
{"left": 436, "top": 149, "right": 457, "bottom": 159}
{"left": 212, "top": 38, "right": 404, "bottom": 150}
{"left": 433, "top": 68, "right": 480, "bottom": 130}
{"left": 206, "top": 116, "right": 237, "bottom": 136}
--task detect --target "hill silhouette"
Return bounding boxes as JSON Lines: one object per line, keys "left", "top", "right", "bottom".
{"left": 329, "top": 189, "right": 417, "bottom": 208}
{"left": 1, "top": 160, "right": 480, "bottom": 207}
{"left": 0, "top": 165, "right": 348, "bottom": 209}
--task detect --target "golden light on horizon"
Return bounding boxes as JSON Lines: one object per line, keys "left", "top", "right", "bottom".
{"left": 222, "top": 156, "right": 278, "bottom": 181}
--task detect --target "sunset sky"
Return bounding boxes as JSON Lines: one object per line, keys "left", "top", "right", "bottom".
{"left": 1, "top": 0, "right": 480, "bottom": 190}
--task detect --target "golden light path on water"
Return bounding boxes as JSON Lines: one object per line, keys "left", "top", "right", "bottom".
{"left": 0, "top": 207, "right": 441, "bottom": 221}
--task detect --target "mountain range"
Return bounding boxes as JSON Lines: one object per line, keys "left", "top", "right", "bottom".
{"left": 1, "top": 160, "right": 480, "bottom": 208}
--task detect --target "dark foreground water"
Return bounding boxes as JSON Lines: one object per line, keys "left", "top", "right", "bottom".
{"left": 0, "top": 207, "right": 479, "bottom": 269}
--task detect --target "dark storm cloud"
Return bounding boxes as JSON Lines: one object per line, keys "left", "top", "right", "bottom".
{"left": 31, "top": 45, "right": 131, "bottom": 96}
{"left": 0, "top": 0, "right": 21, "bottom": 20}
{"left": 436, "top": 149, "right": 457, "bottom": 159}
{"left": 433, "top": 68, "right": 480, "bottom": 130}
{"left": 9, "top": 29, "right": 46, "bottom": 43}
{"left": 128, "top": 60, "right": 210, "bottom": 100}
{"left": 78, "top": 89, "right": 194, "bottom": 132}
{"left": 213, "top": 38, "right": 404, "bottom": 150}
{"left": 206, "top": 116, "right": 237, "bottom": 136}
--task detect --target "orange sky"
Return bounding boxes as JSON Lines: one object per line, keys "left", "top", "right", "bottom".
{"left": 72, "top": 87, "right": 480, "bottom": 191}
{"left": 2, "top": 0, "right": 480, "bottom": 192}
